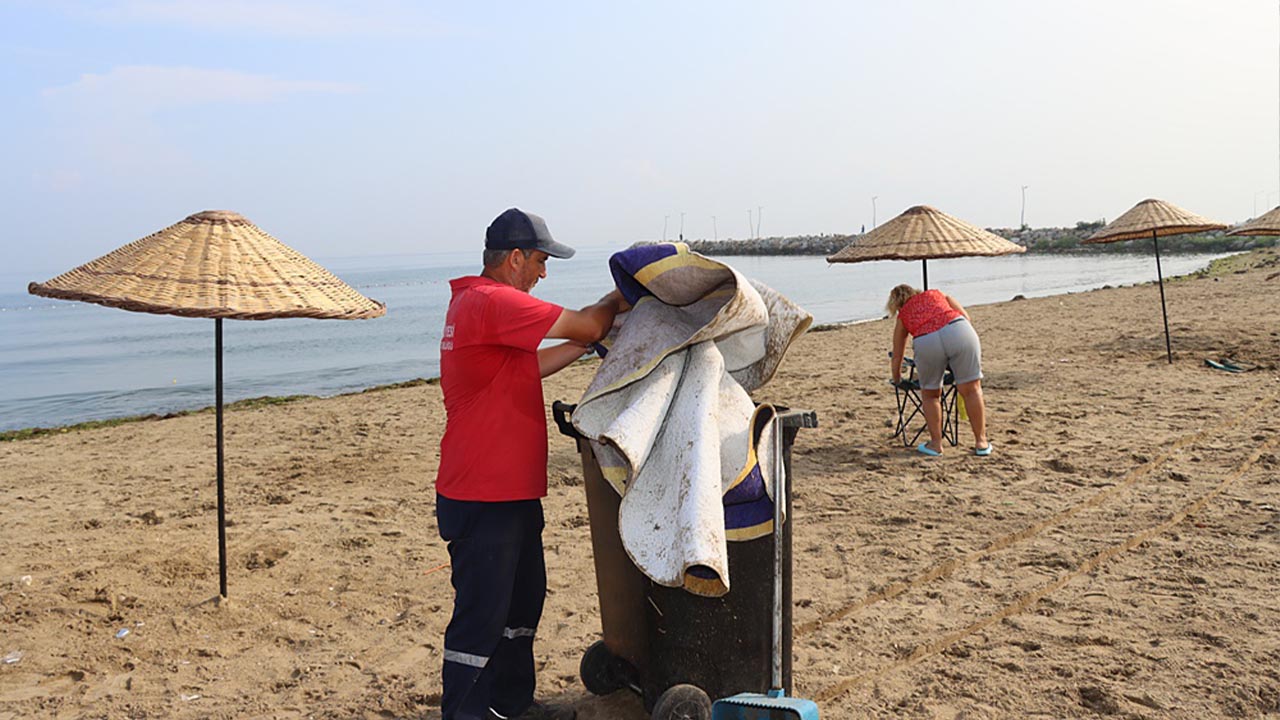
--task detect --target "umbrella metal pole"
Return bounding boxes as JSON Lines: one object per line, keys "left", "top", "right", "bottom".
{"left": 922, "top": 259, "right": 929, "bottom": 290}
{"left": 216, "top": 319, "right": 228, "bottom": 597}
{"left": 1152, "top": 230, "right": 1173, "bottom": 364}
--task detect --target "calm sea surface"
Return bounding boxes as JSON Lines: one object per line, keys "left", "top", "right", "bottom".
{"left": 0, "top": 248, "right": 1229, "bottom": 432}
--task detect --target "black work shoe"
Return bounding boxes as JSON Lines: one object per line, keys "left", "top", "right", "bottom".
{"left": 487, "top": 701, "right": 576, "bottom": 720}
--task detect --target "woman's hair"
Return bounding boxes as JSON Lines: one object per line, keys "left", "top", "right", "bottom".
{"left": 885, "top": 284, "right": 921, "bottom": 316}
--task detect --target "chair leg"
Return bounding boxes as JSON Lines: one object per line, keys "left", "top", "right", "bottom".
{"left": 942, "top": 385, "right": 960, "bottom": 446}
{"left": 892, "top": 387, "right": 906, "bottom": 440}
{"left": 894, "top": 389, "right": 921, "bottom": 446}
{"left": 892, "top": 362, "right": 937, "bottom": 448}
{"left": 910, "top": 420, "right": 929, "bottom": 447}
{"left": 892, "top": 385, "right": 927, "bottom": 447}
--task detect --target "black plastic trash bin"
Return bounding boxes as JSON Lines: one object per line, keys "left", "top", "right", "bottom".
{"left": 552, "top": 401, "right": 817, "bottom": 720}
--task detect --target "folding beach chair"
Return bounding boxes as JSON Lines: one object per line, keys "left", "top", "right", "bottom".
{"left": 890, "top": 353, "right": 960, "bottom": 448}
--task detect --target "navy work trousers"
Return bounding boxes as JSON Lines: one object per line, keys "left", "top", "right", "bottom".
{"left": 437, "top": 495, "right": 547, "bottom": 720}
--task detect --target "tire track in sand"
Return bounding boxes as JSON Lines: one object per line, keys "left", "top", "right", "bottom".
{"left": 795, "top": 384, "right": 1280, "bottom": 638}
{"left": 811, "top": 422, "right": 1280, "bottom": 703}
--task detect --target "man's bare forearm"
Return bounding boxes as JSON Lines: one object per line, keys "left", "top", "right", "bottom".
{"left": 548, "top": 289, "right": 629, "bottom": 344}
{"left": 538, "top": 341, "right": 591, "bottom": 378}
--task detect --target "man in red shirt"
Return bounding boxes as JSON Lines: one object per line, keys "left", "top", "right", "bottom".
{"left": 437, "top": 208, "right": 626, "bottom": 720}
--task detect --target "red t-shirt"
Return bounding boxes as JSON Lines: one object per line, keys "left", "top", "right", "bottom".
{"left": 899, "top": 289, "right": 962, "bottom": 337}
{"left": 436, "top": 276, "right": 564, "bottom": 501}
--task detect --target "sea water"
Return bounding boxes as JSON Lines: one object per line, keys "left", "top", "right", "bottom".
{"left": 0, "top": 249, "right": 1229, "bottom": 432}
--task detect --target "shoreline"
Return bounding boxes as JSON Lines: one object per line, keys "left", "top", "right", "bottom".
{"left": 681, "top": 233, "right": 1274, "bottom": 258}
{"left": 1, "top": 250, "right": 1265, "bottom": 442}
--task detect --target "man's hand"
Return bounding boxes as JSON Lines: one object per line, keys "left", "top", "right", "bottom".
{"left": 603, "top": 288, "right": 631, "bottom": 313}
{"left": 546, "top": 288, "right": 628, "bottom": 347}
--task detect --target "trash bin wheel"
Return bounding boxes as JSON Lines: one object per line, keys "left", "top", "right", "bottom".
{"left": 651, "top": 683, "right": 711, "bottom": 720}
{"left": 580, "top": 640, "right": 625, "bottom": 696}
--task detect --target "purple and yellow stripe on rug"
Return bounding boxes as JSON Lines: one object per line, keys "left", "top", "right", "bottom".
{"left": 610, "top": 242, "right": 734, "bottom": 308}
{"left": 723, "top": 404, "right": 782, "bottom": 542}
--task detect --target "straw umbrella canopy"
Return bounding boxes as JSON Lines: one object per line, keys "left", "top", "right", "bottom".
{"left": 29, "top": 210, "right": 385, "bottom": 598}
{"left": 826, "top": 205, "right": 1026, "bottom": 289}
{"left": 1225, "top": 204, "right": 1280, "bottom": 237}
{"left": 1083, "top": 198, "right": 1226, "bottom": 364}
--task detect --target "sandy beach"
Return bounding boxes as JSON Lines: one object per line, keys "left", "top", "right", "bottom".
{"left": 2, "top": 247, "right": 1278, "bottom": 719}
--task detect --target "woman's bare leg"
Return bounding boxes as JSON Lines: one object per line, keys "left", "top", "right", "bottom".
{"left": 921, "top": 388, "right": 944, "bottom": 453}
{"left": 957, "top": 379, "right": 988, "bottom": 451}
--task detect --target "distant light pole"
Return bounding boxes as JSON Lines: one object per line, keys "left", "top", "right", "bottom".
{"left": 679, "top": 212, "right": 685, "bottom": 242}
{"left": 747, "top": 209, "right": 754, "bottom": 239}
{"left": 871, "top": 196, "right": 878, "bottom": 228}
{"left": 712, "top": 215, "right": 718, "bottom": 240}
{"left": 663, "top": 215, "right": 669, "bottom": 242}
{"left": 1253, "top": 190, "right": 1279, "bottom": 217}
{"left": 1020, "top": 185, "right": 1029, "bottom": 228}
{"left": 756, "top": 206, "right": 763, "bottom": 238}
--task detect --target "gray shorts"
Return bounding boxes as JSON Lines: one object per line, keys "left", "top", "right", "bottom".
{"left": 912, "top": 317, "right": 982, "bottom": 390}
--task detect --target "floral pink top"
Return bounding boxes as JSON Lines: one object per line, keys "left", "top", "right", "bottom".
{"left": 898, "top": 289, "right": 962, "bottom": 337}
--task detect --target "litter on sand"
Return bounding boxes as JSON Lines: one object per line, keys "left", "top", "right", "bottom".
{"left": 1204, "top": 359, "right": 1245, "bottom": 373}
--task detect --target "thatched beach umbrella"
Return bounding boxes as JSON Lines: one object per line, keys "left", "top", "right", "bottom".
{"left": 1083, "top": 198, "right": 1226, "bottom": 364}
{"left": 29, "top": 210, "right": 385, "bottom": 598}
{"left": 1225, "top": 205, "right": 1280, "bottom": 237}
{"left": 826, "top": 205, "right": 1025, "bottom": 289}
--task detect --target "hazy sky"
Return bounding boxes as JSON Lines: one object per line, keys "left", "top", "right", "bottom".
{"left": 3, "top": 1, "right": 1279, "bottom": 274}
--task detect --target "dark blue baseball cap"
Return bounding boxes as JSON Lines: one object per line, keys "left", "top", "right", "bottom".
{"left": 485, "top": 208, "right": 575, "bottom": 259}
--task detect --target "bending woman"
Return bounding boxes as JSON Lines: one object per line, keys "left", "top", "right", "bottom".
{"left": 886, "top": 284, "right": 990, "bottom": 456}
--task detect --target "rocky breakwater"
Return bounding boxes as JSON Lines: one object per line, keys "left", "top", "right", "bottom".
{"left": 683, "top": 234, "right": 852, "bottom": 256}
